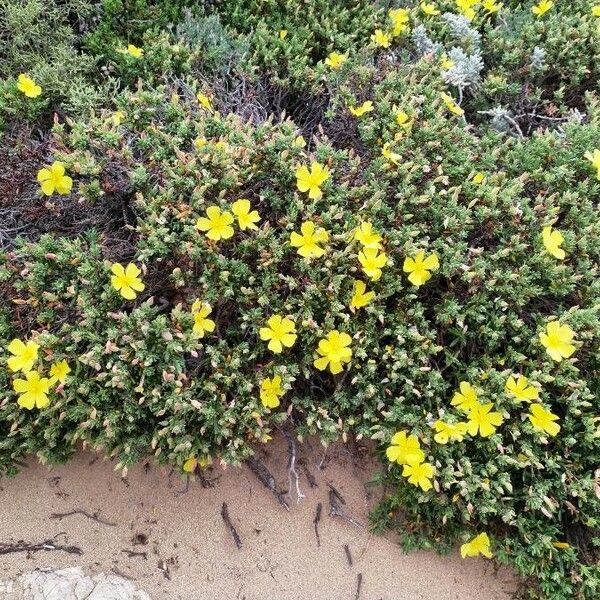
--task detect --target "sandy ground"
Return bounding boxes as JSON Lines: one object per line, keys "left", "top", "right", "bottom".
{"left": 0, "top": 435, "right": 517, "bottom": 600}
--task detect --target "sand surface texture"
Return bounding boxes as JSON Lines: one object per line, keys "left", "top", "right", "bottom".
{"left": 0, "top": 436, "right": 516, "bottom": 600}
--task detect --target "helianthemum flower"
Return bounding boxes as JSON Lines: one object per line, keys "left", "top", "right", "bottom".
{"left": 37, "top": 162, "right": 73, "bottom": 196}
{"left": 313, "top": 330, "right": 352, "bottom": 375}
{"left": 7, "top": 339, "right": 39, "bottom": 373}
{"left": 440, "top": 92, "right": 464, "bottom": 116}
{"left": 432, "top": 420, "right": 468, "bottom": 444}
{"left": 196, "top": 206, "right": 235, "bottom": 241}
{"left": 349, "top": 101, "right": 374, "bottom": 117}
{"left": 290, "top": 221, "right": 329, "bottom": 258}
{"left": 584, "top": 149, "right": 600, "bottom": 179}
{"left": 528, "top": 404, "right": 561, "bottom": 437}
{"left": 49, "top": 360, "right": 71, "bottom": 385}
{"left": 389, "top": 8, "right": 410, "bottom": 35}
{"left": 466, "top": 402, "right": 504, "bottom": 438}
{"left": 197, "top": 93, "right": 214, "bottom": 113}
{"left": 403, "top": 250, "right": 439, "bottom": 287}
{"left": 295, "top": 162, "right": 330, "bottom": 200}
{"left": 354, "top": 222, "right": 383, "bottom": 249}
{"left": 13, "top": 371, "right": 51, "bottom": 410}
{"left": 382, "top": 143, "right": 401, "bottom": 165}
{"left": 386, "top": 431, "right": 425, "bottom": 465}
{"left": 191, "top": 300, "right": 216, "bottom": 338}
{"left": 482, "top": 0, "right": 502, "bottom": 13}
{"left": 17, "top": 74, "right": 42, "bottom": 98}
{"left": 421, "top": 2, "right": 440, "bottom": 16}
{"left": 505, "top": 375, "right": 539, "bottom": 402}
{"left": 350, "top": 280, "right": 375, "bottom": 310}
{"left": 119, "top": 44, "right": 144, "bottom": 58}
{"left": 461, "top": 533, "right": 493, "bottom": 558}
{"left": 259, "top": 315, "right": 297, "bottom": 354}
{"left": 542, "top": 226, "right": 566, "bottom": 259}
{"left": 451, "top": 381, "right": 479, "bottom": 413}
{"left": 232, "top": 199, "right": 260, "bottom": 231}
{"left": 456, "top": 0, "right": 477, "bottom": 20}
{"left": 532, "top": 0, "right": 553, "bottom": 17}
{"left": 539, "top": 321, "right": 576, "bottom": 362}
{"left": 260, "top": 375, "right": 284, "bottom": 408}
{"left": 324, "top": 52, "right": 347, "bottom": 69}
{"left": 371, "top": 29, "right": 391, "bottom": 48}
{"left": 402, "top": 458, "right": 434, "bottom": 491}
{"left": 110, "top": 263, "right": 145, "bottom": 300}
{"left": 358, "top": 248, "right": 387, "bottom": 281}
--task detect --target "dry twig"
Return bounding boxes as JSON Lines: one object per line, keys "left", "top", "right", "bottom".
{"left": 220, "top": 502, "right": 242, "bottom": 550}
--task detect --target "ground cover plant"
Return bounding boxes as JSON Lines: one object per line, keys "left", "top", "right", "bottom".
{"left": 1, "top": 1, "right": 599, "bottom": 598}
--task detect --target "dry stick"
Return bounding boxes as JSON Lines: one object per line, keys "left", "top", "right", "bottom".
{"left": 344, "top": 544, "right": 353, "bottom": 567}
{"left": 220, "top": 503, "right": 242, "bottom": 550}
{"left": 298, "top": 458, "right": 318, "bottom": 489}
{"left": 0, "top": 539, "right": 82, "bottom": 556}
{"left": 328, "top": 483, "right": 346, "bottom": 505}
{"left": 328, "top": 489, "right": 364, "bottom": 529}
{"left": 50, "top": 509, "right": 116, "bottom": 527}
{"left": 354, "top": 573, "right": 363, "bottom": 600}
{"left": 313, "top": 502, "right": 322, "bottom": 547}
{"left": 121, "top": 549, "right": 147, "bottom": 559}
{"left": 282, "top": 429, "right": 305, "bottom": 504}
{"left": 245, "top": 456, "right": 290, "bottom": 511}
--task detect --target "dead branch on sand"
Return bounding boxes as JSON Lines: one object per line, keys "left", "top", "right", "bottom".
{"left": 0, "top": 538, "right": 82, "bottom": 556}
{"left": 50, "top": 508, "right": 116, "bottom": 527}
{"left": 246, "top": 456, "right": 290, "bottom": 511}
{"left": 221, "top": 502, "right": 242, "bottom": 550}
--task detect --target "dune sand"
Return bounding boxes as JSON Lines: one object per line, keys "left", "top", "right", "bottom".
{"left": 0, "top": 435, "right": 517, "bottom": 599}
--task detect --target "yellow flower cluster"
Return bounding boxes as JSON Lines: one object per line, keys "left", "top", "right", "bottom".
{"left": 6, "top": 338, "right": 70, "bottom": 410}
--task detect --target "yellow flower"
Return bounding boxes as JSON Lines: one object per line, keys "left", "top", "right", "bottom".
{"left": 532, "top": 0, "right": 553, "bottom": 17}
{"left": 386, "top": 431, "right": 425, "bottom": 465}
{"left": 349, "top": 100, "right": 374, "bottom": 118}
{"left": 350, "top": 280, "right": 375, "bottom": 310}
{"left": 290, "top": 221, "right": 329, "bottom": 258}
{"left": 259, "top": 315, "right": 297, "bottom": 354}
{"left": 194, "top": 136, "right": 207, "bottom": 149}
{"left": 472, "top": 171, "right": 486, "bottom": 184}
{"left": 49, "top": 360, "right": 71, "bottom": 385}
{"left": 279, "top": 29, "right": 288, "bottom": 40}
{"left": 313, "top": 330, "right": 352, "bottom": 375}
{"left": 17, "top": 74, "right": 42, "bottom": 98}
{"left": 196, "top": 206, "right": 235, "bottom": 241}
{"left": 232, "top": 199, "right": 260, "bottom": 231}
{"left": 382, "top": 143, "right": 401, "bottom": 165}
{"left": 421, "top": 3, "right": 440, "bottom": 16}
{"left": 295, "top": 161, "right": 330, "bottom": 200}
{"left": 371, "top": 29, "right": 391, "bottom": 48}
{"left": 260, "top": 375, "right": 284, "bottom": 408}
{"left": 191, "top": 300, "right": 216, "bottom": 339}
{"left": 293, "top": 135, "right": 306, "bottom": 148}
{"left": 183, "top": 456, "right": 212, "bottom": 473}
{"left": 402, "top": 458, "right": 434, "bottom": 491}
{"left": 552, "top": 541, "right": 570, "bottom": 549}
{"left": 451, "top": 382, "right": 480, "bottom": 413}
{"left": 358, "top": 247, "right": 387, "bottom": 281}
{"left": 482, "top": 0, "right": 502, "bottom": 13}
{"left": 440, "top": 54, "right": 455, "bottom": 70}
{"left": 528, "top": 404, "right": 561, "bottom": 437}
{"left": 110, "top": 263, "right": 145, "bottom": 300}
{"left": 461, "top": 533, "right": 493, "bottom": 559}
{"left": 539, "top": 321, "right": 576, "bottom": 362}
{"left": 542, "top": 226, "right": 566, "bottom": 260}
{"left": 389, "top": 8, "right": 410, "bottom": 36}
{"left": 110, "top": 110, "right": 126, "bottom": 125}
{"left": 354, "top": 222, "right": 383, "bottom": 249}
{"left": 505, "top": 375, "right": 539, "bottom": 402}
{"left": 440, "top": 92, "right": 464, "bottom": 116}
{"left": 13, "top": 371, "right": 51, "bottom": 410}
{"left": 37, "top": 161, "right": 73, "bottom": 196}
{"left": 7, "top": 339, "right": 39, "bottom": 373}
{"left": 432, "top": 420, "right": 468, "bottom": 444}
{"left": 584, "top": 149, "right": 600, "bottom": 179}
{"left": 403, "top": 250, "right": 439, "bottom": 287}
{"left": 197, "top": 93, "right": 214, "bottom": 113}
{"left": 395, "top": 109, "right": 412, "bottom": 128}
{"left": 325, "top": 52, "right": 347, "bottom": 69}
{"left": 455, "top": 0, "right": 478, "bottom": 20}
{"left": 466, "top": 402, "right": 504, "bottom": 438}
{"left": 120, "top": 44, "right": 144, "bottom": 58}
